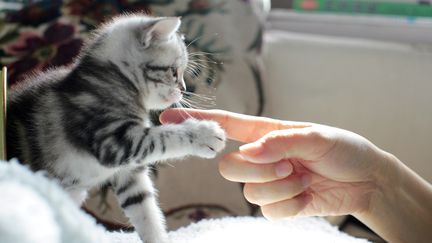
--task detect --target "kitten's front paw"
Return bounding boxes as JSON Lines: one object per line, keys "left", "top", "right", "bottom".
{"left": 183, "top": 119, "right": 226, "bottom": 159}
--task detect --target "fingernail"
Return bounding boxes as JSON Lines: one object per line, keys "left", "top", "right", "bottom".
{"left": 239, "top": 142, "right": 263, "bottom": 156}
{"left": 301, "top": 174, "right": 312, "bottom": 188}
{"left": 275, "top": 162, "right": 292, "bottom": 178}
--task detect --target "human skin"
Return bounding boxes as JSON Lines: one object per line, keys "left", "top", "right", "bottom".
{"left": 160, "top": 108, "right": 432, "bottom": 243}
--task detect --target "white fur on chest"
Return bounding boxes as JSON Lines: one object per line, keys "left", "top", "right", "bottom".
{"left": 55, "top": 149, "right": 118, "bottom": 189}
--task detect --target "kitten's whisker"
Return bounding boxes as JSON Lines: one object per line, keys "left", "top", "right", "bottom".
{"left": 186, "top": 63, "right": 203, "bottom": 72}
{"left": 188, "top": 51, "right": 220, "bottom": 56}
{"left": 187, "top": 63, "right": 210, "bottom": 70}
{"left": 185, "top": 69, "right": 198, "bottom": 76}
{"left": 180, "top": 99, "right": 198, "bottom": 109}
{"left": 188, "top": 62, "right": 209, "bottom": 70}
{"left": 186, "top": 60, "right": 208, "bottom": 70}
{"left": 182, "top": 98, "right": 212, "bottom": 110}
{"left": 188, "top": 52, "right": 222, "bottom": 64}
{"left": 180, "top": 100, "right": 214, "bottom": 120}
{"left": 188, "top": 56, "right": 220, "bottom": 65}
{"left": 183, "top": 90, "right": 215, "bottom": 97}
{"left": 177, "top": 102, "right": 193, "bottom": 121}
{"left": 183, "top": 92, "right": 215, "bottom": 101}
{"left": 188, "top": 59, "right": 213, "bottom": 68}
{"left": 183, "top": 92, "right": 215, "bottom": 102}
{"left": 188, "top": 57, "right": 212, "bottom": 64}
{"left": 179, "top": 101, "right": 210, "bottom": 122}
{"left": 179, "top": 100, "right": 189, "bottom": 107}
{"left": 186, "top": 36, "right": 204, "bottom": 48}
{"left": 187, "top": 59, "right": 209, "bottom": 67}
{"left": 182, "top": 97, "right": 216, "bottom": 109}
{"left": 180, "top": 100, "right": 198, "bottom": 110}
{"left": 185, "top": 67, "right": 204, "bottom": 78}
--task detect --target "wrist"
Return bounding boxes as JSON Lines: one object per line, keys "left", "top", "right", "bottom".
{"left": 353, "top": 149, "right": 400, "bottom": 217}
{"left": 354, "top": 150, "right": 432, "bottom": 242}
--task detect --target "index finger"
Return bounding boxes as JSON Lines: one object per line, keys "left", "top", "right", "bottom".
{"left": 160, "top": 108, "right": 311, "bottom": 143}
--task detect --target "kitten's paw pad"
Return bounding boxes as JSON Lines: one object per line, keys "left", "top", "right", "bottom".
{"left": 183, "top": 119, "right": 226, "bottom": 158}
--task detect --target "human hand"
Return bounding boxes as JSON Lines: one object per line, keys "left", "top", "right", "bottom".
{"left": 161, "top": 109, "right": 385, "bottom": 218}
{"left": 161, "top": 108, "right": 432, "bottom": 242}
{"left": 160, "top": 108, "right": 388, "bottom": 219}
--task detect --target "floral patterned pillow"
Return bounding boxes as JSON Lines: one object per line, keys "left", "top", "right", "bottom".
{"left": 1, "top": 0, "right": 268, "bottom": 229}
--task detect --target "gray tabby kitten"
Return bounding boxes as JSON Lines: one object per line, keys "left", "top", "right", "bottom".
{"left": 6, "top": 15, "right": 226, "bottom": 243}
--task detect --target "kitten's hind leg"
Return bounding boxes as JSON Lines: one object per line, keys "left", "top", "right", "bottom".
{"left": 112, "top": 167, "right": 170, "bottom": 243}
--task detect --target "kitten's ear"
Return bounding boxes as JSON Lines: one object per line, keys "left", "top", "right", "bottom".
{"left": 141, "top": 17, "right": 181, "bottom": 48}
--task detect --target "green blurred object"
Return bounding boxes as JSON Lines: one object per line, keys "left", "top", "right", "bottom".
{"left": 293, "top": 0, "right": 432, "bottom": 18}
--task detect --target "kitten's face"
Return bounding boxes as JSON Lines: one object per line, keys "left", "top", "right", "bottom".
{"left": 142, "top": 29, "right": 188, "bottom": 110}
{"left": 97, "top": 16, "right": 188, "bottom": 110}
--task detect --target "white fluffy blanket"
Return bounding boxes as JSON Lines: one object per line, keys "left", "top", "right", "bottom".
{"left": 0, "top": 160, "right": 369, "bottom": 243}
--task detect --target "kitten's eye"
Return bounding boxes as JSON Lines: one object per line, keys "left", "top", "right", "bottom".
{"left": 171, "top": 67, "right": 178, "bottom": 78}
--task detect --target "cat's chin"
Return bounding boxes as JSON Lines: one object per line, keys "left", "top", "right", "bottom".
{"left": 162, "top": 92, "right": 183, "bottom": 107}
{"left": 163, "top": 94, "right": 182, "bottom": 104}
{"left": 147, "top": 103, "right": 174, "bottom": 110}
{"left": 145, "top": 91, "right": 182, "bottom": 110}
{"left": 147, "top": 99, "right": 181, "bottom": 110}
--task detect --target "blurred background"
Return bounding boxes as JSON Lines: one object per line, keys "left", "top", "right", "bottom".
{"left": 265, "top": 0, "right": 432, "bottom": 183}
{"left": 262, "top": 2, "right": 432, "bottom": 240}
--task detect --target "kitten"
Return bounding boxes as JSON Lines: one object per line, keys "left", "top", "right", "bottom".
{"left": 6, "top": 15, "right": 226, "bottom": 243}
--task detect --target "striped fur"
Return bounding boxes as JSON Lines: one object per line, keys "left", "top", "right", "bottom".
{"left": 7, "top": 15, "right": 225, "bottom": 243}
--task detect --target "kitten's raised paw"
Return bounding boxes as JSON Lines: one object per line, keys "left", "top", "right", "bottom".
{"left": 183, "top": 118, "right": 226, "bottom": 159}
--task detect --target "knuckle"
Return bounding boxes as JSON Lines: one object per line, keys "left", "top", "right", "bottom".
{"left": 306, "top": 129, "right": 323, "bottom": 141}
{"left": 212, "top": 109, "right": 224, "bottom": 114}
{"left": 261, "top": 131, "right": 291, "bottom": 153}
{"left": 264, "top": 130, "right": 289, "bottom": 144}
{"left": 265, "top": 130, "right": 281, "bottom": 140}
